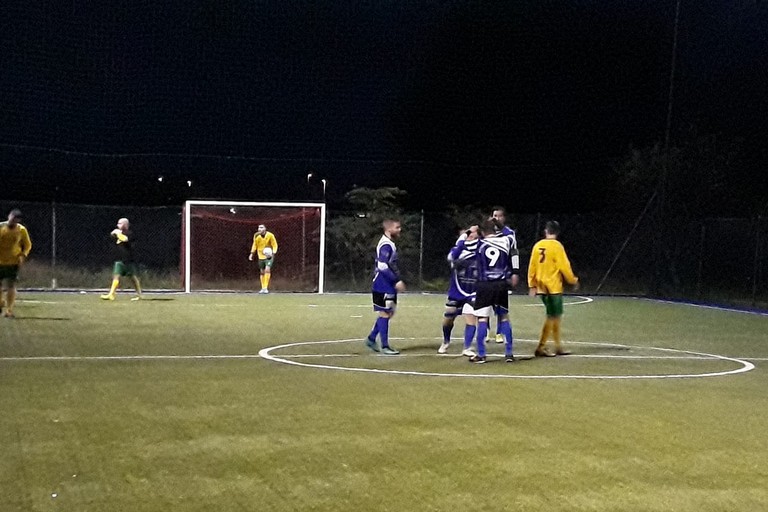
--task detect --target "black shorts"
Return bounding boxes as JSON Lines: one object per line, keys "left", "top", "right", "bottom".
{"left": 372, "top": 291, "right": 397, "bottom": 312}
{"left": 0, "top": 265, "right": 19, "bottom": 282}
{"left": 445, "top": 297, "right": 471, "bottom": 310}
{"left": 474, "top": 280, "right": 509, "bottom": 312}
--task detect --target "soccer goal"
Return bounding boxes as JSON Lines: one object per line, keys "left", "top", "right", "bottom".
{"left": 182, "top": 200, "right": 326, "bottom": 293}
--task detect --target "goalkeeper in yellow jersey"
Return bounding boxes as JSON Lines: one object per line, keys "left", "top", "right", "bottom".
{"left": 527, "top": 220, "right": 579, "bottom": 357}
{"left": 248, "top": 224, "right": 278, "bottom": 294}
{"left": 100, "top": 218, "right": 142, "bottom": 301}
{"left": 0, "top": 209, "right": 32, "bottom": 318}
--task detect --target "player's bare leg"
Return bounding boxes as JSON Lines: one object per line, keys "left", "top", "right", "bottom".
{"left": 101, "top": 275, "right": 120, "bottom": 300}
{"left": 130, "top": 275, "right": 142, "bottom": 301}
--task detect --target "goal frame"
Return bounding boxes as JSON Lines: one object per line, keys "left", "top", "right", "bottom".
{"left": 183, "top": 200, "right": 327, "bottom": 293}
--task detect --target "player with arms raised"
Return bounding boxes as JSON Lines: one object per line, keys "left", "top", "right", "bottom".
{"left": 365, "top": 218, "right": 405, "bottom": 356}
{"left": 439, "top": 225, "right": 480, "bottom": 356}
{"left": 469, "top": 218, "right": 520, "bottom": 363}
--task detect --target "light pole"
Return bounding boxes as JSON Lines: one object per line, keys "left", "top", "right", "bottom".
{"left": 321, "top": 179, "right": 327, "bottom": 202}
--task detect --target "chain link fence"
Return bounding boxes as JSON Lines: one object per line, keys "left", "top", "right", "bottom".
{"left": 2, "top": 201, "right": 766, "bottom": 307}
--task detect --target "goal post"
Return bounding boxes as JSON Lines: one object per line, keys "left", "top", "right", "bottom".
{"left": 182, "top": 200, "right": 326, "bottom": 293}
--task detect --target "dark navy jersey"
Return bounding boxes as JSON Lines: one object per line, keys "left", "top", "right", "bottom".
{"left": 371, "top": 234, "right": 400, "bottom": 293}
{"left": 446, "top": 237, "right": 478, "bottom": 301}
{"left": 476, "top": 234, "right": 519, "bottom": 282}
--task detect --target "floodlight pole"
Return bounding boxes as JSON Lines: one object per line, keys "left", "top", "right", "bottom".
{"left": 656, "top": 0, "right": 682, "bottom": 294}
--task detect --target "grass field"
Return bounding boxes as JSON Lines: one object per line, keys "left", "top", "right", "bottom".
{"left": 1, "top": 292, "right": 768, "bottom": 511}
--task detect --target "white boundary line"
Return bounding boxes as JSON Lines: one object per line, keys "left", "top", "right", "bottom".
{"left": 0, "top": 338, "right": 759, "bottom": 381}
{"left": 642, "top": 297, "right": 768, "bottom": 317}
{"left": 257, "top": 338, "right": 755, "bottom": 380}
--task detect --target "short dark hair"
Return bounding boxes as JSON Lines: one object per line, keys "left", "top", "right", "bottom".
{"left": 491, "top": 206, "right": 506, "bottom": 214}
{"left": 382, "top": 218, "right": 400, "bottom": 229}
{"left": 545, "top": 220, "right": 560, "bottom": 236}
{"left": 480, "top": 218, "right": 501, "bottom": 235}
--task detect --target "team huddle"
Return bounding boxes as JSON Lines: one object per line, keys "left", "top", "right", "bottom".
{"left": 364, "top": 207, "right": 579, "bottom": 363}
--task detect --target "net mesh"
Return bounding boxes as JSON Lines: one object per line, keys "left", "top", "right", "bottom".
{"left": 1, "top": 199, "right": 766, "bottom": 307}
{"left": 184, "top": 203, "right": 323, "bottom": 292}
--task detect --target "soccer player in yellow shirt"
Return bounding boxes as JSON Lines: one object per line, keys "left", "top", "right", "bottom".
{"left": 0, "top": 209, "right": 32, "bottom": 318}
{"left": 100, "top": 218, "right": 142, "bottom": 301}
{"left": 248, "top": 224, "right": 278, "bottom": 293}
{"left": 527, "top": 221, "right": 579, "bottom": 357}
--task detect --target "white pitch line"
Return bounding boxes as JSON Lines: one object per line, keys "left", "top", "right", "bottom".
{"left": 306, "top": 297, "right": 593, "bottom": 309}
{"left": 644, "top": 298, "right": 768, "bottom": 317}
{"left": 0, "top": 354, "right": 263, "bottom": 362}
{"left": 258, "top": 339, "right": 756, "bottom": 380}
{"left": 0, "top": 352, "right": 763, "bottom": 364}
{"left": 307, "top": 304, "right": 433, "bottom": 308}
{"left": 275, "top": 354, "right": 759, "bottom": 360}
{"left": 524, "top": 295, "right": 593, "bottom": 307}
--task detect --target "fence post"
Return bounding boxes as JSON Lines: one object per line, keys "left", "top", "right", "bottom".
{"left": 51, "top": 201, "right": 57, "bottom": 290}
{"left": 301, "top": 208, "right": 306, "bottom": 280}
{"left": 753, "top": 215, "right": 762, "bottom": 307}
{"left": 419, "top": 209, "right": 424, "bottom": 288}
{"left": 696, "top": 221, "right": 705, "bottom": 300}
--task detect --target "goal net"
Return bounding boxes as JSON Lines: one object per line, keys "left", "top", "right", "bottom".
{"left": 182, "top": 201, "right": 326, "bottom": 293}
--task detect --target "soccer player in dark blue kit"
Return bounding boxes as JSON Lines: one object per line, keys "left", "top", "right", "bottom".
{"left": 470, "top": 218, "right": 520, "bottom": 363}
{"left": 365, "top": 218, "right": 406, "bottom": 355}
{"left": 439, "top": 225, "right": 480, "bottom": 356}
{"left": 490, "top": 206, "right": 518, "bottom": 344}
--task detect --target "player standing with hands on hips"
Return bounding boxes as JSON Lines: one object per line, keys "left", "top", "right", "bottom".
{"left": 527, "top": 221, "right": 579, "bottom": 357}
{"left": 365, "top": 218, "right": 405, "bottom": 355}
{"left": 249, "top": 224, "right": 278, "bottom": 294}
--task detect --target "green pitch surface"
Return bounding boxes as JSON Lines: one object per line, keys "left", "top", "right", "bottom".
{"left": 2, "top": 292, "right": 768, "bottom": 511}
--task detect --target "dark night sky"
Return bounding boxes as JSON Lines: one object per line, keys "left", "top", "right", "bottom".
{"left": 1, "top": 1, "right": 766, "bottom": 212}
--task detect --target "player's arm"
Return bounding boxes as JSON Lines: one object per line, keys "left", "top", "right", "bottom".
{"left": 557, "top": 245, "right": 579, "bottom": 286}
{"left": 19, "top": 227, "right": 32, "bottom": 263}
{"left": 527, "top": 243, "right": 540, "bottom": 294}
{"left": 447, "top": 234, "right": 469, "bottom": 265}
{"left": 110, "top": 229, "right": 128, "bottom": 242}
{"left": 376, "top": 244, "right": 401, "bottom": 284}
{"left": 249, "top": 234, "right": 259, "bottom": 260}
{"left": 507, "top": 235, "right": 520, "bottom": 287}
{"left": 508, "top": 232, "right": 520, "bottom": 274}
{"left": 269, "top": 233, "right": 278, "bottom": 254}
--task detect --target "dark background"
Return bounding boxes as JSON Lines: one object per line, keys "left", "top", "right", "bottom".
{"left": 1, "top": 0, "right": 766, "bottom": 213}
